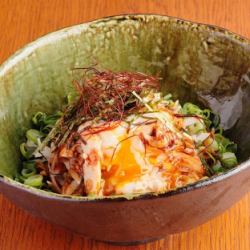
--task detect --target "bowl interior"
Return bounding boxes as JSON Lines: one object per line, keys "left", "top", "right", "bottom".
{"left": 0, "top": 15, "right": 250, "bottom": 180}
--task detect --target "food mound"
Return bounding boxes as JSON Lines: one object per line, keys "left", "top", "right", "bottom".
{"left": 17, "top": 69, "right": 238, "bottom": 197}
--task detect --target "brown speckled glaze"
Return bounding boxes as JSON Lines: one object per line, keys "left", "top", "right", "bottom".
{"left": 0, "top": 15, "right": 250, "bottom": 244}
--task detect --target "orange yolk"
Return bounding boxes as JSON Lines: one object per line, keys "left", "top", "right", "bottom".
{"left": 106, "top": 138, "right": 141, "bottom": 187}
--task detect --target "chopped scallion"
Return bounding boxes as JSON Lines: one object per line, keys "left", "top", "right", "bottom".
{"left": 24, "top": 174, "right": 43, "bottom": 188}
{"left": 26, "top": 129, "right": 44, "bottom": 144}
{"left": 220, "top": 152, "right": 237, "bottom": 168}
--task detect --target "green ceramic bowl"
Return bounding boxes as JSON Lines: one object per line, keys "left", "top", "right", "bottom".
{"left": 0, "top": 15, "right": 250, "bottom": 244}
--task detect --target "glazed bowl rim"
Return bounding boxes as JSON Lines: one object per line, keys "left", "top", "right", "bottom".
{"left": 0, "top": 13, "right": 249, "bottom": 202}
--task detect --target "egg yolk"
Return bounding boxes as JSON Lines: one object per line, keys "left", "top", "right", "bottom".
{"left": 106, "top": 138, "right": 141, "bottom": 187}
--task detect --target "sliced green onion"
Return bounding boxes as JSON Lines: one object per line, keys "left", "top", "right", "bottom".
{"left": 215, "top": 134, "right": 230, "bottom": 146}
{"left": 32, "top": 112, "right": 46, "bottom": 126}
{"left": 212, "top": 161, "right": 224, "bottom": 173}
{"left": 20, "top": 143, "right": 32, "bottom": 159}
{"left": 210, "top": 112, "right": 220, "bottom": 129}
{"left": 32, "top": 111, "right": 62, "bottom": 131}
{"left": 163, "top": 93, "right": 172, "bottom": 100}
{"left": 15, "top": 173, "right": 26, "bottom": 183}
{"left": 182, "top": 103, "right": 203, "bottom": 116}
{"left": 187, "top": 121, "right": 205, "bottom": 134}
{"left": 226, "top": 143, "right": 237, "bottom": 153}
{"left": 210, "top": 140, "right": 219, "bottom": 152}
{"left": 215, "top": 134, "right": 236, "bottom": 154}
{"left": 220, "top": 152, "right": 237, "bottom": 168}
{"left": 41, "top": 124, "right": 54, "bottom": 133}
{"left": 182, "top": 104, "right": 221, "bottom": 130}
{"left": 202, "top": 109, "right": 211, "bottom": 119}
{"left": 203, "top": 119, "right": 212, "bottom": 128}
{"left": 43, "top": 114, "right": 61, "bottom": 125}
{"left": 204, "top": 137, "right": 219, "bottom": 152}
{"left": 21, "top": 168, "right": 36, "bottom": 178}
{"left": 24, "top": 174, "right": 43, "bottom": 188}
{"left": 26, "top": 129, "right": 44, "bottom": 144}
{"left": 22, "top": 161, "right": 36, "bottom": 169}
{"left": 21, "top": 161, "right": 37, "bottom": 178}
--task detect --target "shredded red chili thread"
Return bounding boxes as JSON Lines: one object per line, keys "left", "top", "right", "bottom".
{"left": 80, "top": 122, "right": 122, "bottom": 136}
{"left": 54, "top": 68, "right": 160, "bottom": 147}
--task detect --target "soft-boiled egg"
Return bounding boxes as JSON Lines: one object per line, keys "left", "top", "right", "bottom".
{"left": 76, "top": 108, "right": 205, "bottom": 196}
